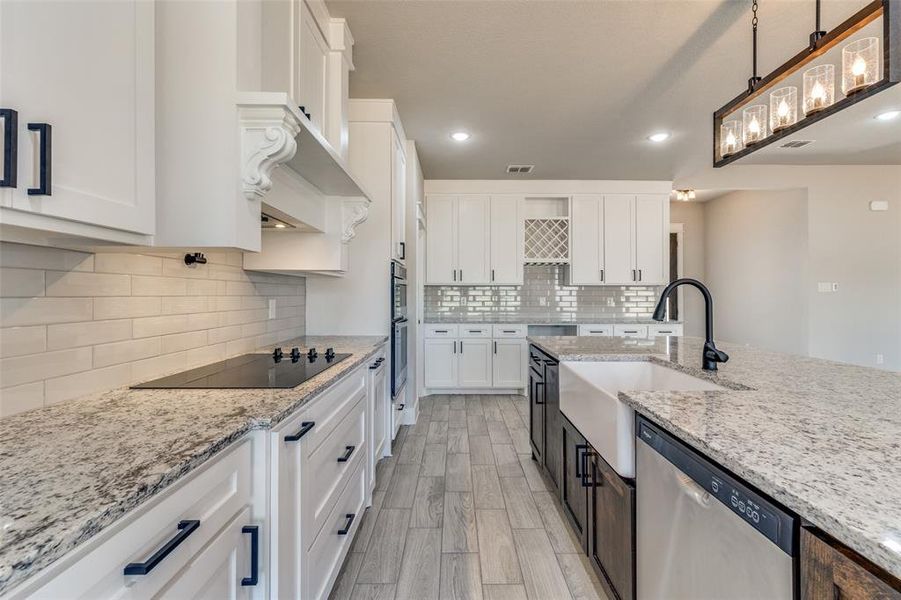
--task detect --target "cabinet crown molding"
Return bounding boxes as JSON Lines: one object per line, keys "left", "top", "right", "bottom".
{"left": 238, "top": 100, "right": 303, "bottom": 202}
{"left": 341, "top": 198, "right": 371, "bottom": 243}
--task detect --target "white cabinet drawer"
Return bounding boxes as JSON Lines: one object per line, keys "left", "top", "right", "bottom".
{"left": 492, "top": 324, "right": 526, "bottom": 338}
{"left": 459, "top": 325, "right": 491, "bottom": 338}
{"left": 613, "top": 324, "right": 649, "bottom": 338}
{"left": 424, "top": 324, "right": 459, "bottom": 338}
{"left": 23, "top": 441, "right": 253, "bottom": 599}
{"left": 290, "top": 364, "right": 366, "bottom": 454}
{"left": 303, "top": 393, "right": 366, "bottom": 549}
{"left": 578, "top": 324, "right": 614, "bottom": 336}
{"left": 648, "top": 323, "right": 683, "bottom": 337}
{"left": 305, "top": 460, "right": 366, "bottom": 600}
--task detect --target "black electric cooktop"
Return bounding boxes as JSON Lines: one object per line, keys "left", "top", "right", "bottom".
{"left": 131, "top": 347, "right": 351, "bottom": 389}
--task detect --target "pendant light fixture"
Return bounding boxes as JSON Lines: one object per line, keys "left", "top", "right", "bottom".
{"left": 712, "top": 0, "right": 899, "bottom": 167}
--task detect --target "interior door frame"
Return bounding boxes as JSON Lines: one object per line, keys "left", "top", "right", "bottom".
{"left": 669, "top": 223, "right": 684, "bottom": 320}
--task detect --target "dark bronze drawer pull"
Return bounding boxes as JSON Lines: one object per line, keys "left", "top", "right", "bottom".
{"left": 338, "top": 513, "right": 356, "bottom": 535}
{"left": 123, "top": 520, "right": 200, "bottom": 575}
{"left": 285, "top": 421, "right": 315, "bottom": 442}
{"left": 241, "top": 525, "right": 259, "bottom": 586}
{"left": 337, "top": 445, "right": 355, "bottom": 462}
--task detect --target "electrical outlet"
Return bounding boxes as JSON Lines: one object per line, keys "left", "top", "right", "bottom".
{"left": 268, "top": 299, "right": 276, "bottom": 319}
{"left": 817, "top": 282, "right": 838, "bottom": 293}
{"left": 869, "top": 200, "right": 889, "bottom": 211}
{"left": 876, "top": 354, "right": 884, "bottom": 365}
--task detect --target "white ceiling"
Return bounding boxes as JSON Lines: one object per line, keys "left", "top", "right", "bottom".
{"left": 326, "top": 0, "right": 898, "bottom": 181}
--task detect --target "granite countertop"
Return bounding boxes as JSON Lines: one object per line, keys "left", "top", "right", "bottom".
{"left": 527, "top": 335, "right": 901, "bottom": 579}
{"left": 425, "top": 315, "right": 682, "bottom": 325}
{"left": 0, "top": 335, "right": 387, "bottom": 594}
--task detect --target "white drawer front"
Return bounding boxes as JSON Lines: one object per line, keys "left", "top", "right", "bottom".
{"left": 578, "top": 324, "right": 613, "bottom": 336}
{"left": 24, "top": 441, "right": 252, "bottom": 600}
{"left": 306, "top": 460, "right": 366, "bottom": 600}
{"left": 459, "top": 326, "right": 491, "bottom": 338}
{"left": 424, "top": 324, "right": 458, "bottom": 338}
{"left": 491, "top": 324, "right": 526, "bottom": 338}
{"left": 648, "top": 323, "right": 683, "bottom": 337}
{"left": 284, "top": 364, "right": 366, "bottom": 455}
{"left": 303, "top": 392, "right": 366, "bottom": 549}
{"left": 613, "top": 324, "right": 649, "bottom": 338}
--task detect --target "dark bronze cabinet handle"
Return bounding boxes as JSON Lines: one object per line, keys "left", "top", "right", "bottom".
{"left": 27, "top": 123, "right": 51, "bottom": 196}
{"left": 533, "top": 381, "right": 544, "bottom": 404}
{"left": 575, "top": 444, "right": 589, "bottom": 478}
{"left": 399, "top": 241, "right": 405, "bottom": 259}
{"left": 397, "top": 403, "right": 405, "bottom": 410}
{"left": 241, "top": 525, "right": 259, "bottom": 586}
{"left": 337, "top": 445, "right": 355, "bottom": 462}
{"left": 285, "top": 421, "right": 315, "bottom": 442}
{"left": 1, "top": 108, "right": 17, "bottom": 188}
{"left": 638, "top": 269, "right": 642, "bottom": 281}
{"left": 123, "top": 520, "right": 200, "bottom": 575}
{"left": 493, "top": 341, "right": 497, "bottom": 354}
{"left": 338, "top": 513, "right": 356, "bottom": 535}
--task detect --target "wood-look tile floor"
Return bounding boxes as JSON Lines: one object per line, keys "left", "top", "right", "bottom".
{"left": 329, "top": 394, "right": 610, "bottom": 600}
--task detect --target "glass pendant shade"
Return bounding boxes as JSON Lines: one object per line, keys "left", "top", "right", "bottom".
{"left": 842, "top": 37, "right": 879, "bottom": 94}
{"left": 770, "top": 86, "right": 798, "bottom": 132}
{"left": 742, "top": 105, "right": 768, "bottom": 145}
{"left": 803, "top": 64, "right": 835, "bottom": 115}
{"left": 720, "top": 121, "right": 743, "bottom": 157}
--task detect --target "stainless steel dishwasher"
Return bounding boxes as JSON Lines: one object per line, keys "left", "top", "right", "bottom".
{"left": 636, "top": 416, "right": 797, "bottom": 599}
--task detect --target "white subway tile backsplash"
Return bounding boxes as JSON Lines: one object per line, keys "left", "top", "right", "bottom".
{"left": 424, "top": 264, "right": 661, "bottom": 322}
{"left": 0, "top": 297, "right": 93, "bottom": 326}
{"left": 47, "top": 319, "right": 132, "bottom": 350}
{"left": 1, "top": 347, "right": 93, "bottom": 388}
{"left": 132, "top": 276, "right": 188, "bottom": 296}
{"left": 45, "top": 271, "right": 131, "bottom": 297}
{"left": 0, "top": 268, "right": 45, "bottom": 297}
{"left": 45, "top": 364, "right": 132, "bottom": 406}
{"left": 94, "top": 337, "right": 162, "bottom": 368}
{"left": 0, "top": 243, "right": 306, "bottom": 417}
{"left": 0, "top": 326, "right": 47, "bottom": 358}
{"left": 0, "top": 382, "right": 45, "bottom": 417}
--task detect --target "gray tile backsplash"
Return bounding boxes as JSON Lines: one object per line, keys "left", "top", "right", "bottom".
{"left": 425, "top": 264, "right": 661, "bottom": 323}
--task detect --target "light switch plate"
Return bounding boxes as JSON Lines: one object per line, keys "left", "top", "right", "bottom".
{"left": 869, "top": 200, "right": 889, "bottom": 211}
{"left": 817, "top": 282, "right": 838, "bottom": 293}
{"left": 268, "top": 299, "right": 276, "bottom": 319}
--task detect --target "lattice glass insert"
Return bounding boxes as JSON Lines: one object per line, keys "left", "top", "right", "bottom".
{"left": 524, "top": 218, "right": 569, "bottom": 263}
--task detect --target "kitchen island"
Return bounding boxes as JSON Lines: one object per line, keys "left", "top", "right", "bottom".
{"left": 527, "top": 335, "right": 901, "bottom": 586}
{"left": 0, "top": 335, "right": 387, "bottom": 595}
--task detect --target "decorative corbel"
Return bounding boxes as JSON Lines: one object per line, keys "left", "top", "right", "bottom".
{"left": 341, "top": 198, "right": 371, "bottom": 243}
{"left": 239, "top": 103, "right": 302, "bottom": 201}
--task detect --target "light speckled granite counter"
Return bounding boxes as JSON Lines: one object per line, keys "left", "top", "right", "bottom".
{"left": 425, "top": 315, "right": 681, "bottom": 325}
{"left": 528, "top": 335, "right": 901, "bottom": 579}
{"left": 0, "top": 335, "right": 387, "bottom": 594}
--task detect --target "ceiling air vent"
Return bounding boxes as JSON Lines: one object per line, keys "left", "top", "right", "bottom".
{"left": 506, "top": 164, "right": 534, "bottom": 174}
{"left": 780, "top": 140, "right": 814, "bottom": 148}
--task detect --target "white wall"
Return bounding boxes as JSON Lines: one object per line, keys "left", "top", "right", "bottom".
{"left": 669, "top": 201, "right": 706, "bottom": 337}
{"left": 681, "top": 165, "right": 901, "bottom": 370}
{"left": 703, "top": 189, "right": 809, "bottom": 355}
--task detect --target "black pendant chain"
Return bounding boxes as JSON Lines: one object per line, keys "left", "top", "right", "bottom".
{"left": 748, "top": 0, "right": 762, "bottom": 93}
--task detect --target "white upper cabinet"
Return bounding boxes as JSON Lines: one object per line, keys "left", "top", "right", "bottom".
{"left": 489, "top": 195, "right": 523, "bottom": 285}
{"left": 425, "top": 194, "right": 517, "bottom": 285}
{"left": 297, "top": 1, "right": 328, "bottom": 136}
{"left": 570, "top": 195, "right": 604, "bottom": 285}
{"left": 634, "top": 194, "right": 667, "bottom": 284}
{"left": 391, "top": 128, "right": 407, "bottom": 262}
{"left": 602, "top": 194, "right": 635, "bottom": 285}
{"left": 0, "top": 0, "right": 154, "bottom": 241}
{"left": 457, "top": 195, "right": 490, "bottom": 284}
{"left": 569, "top": 193, "right": 668, "bottom": 286}
{"left": 426, "top": 195, "right": 458, "bottom": 284}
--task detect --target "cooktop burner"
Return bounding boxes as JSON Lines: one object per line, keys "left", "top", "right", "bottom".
{"left": 131, "top": 347, "right": 351, "bottom": 389}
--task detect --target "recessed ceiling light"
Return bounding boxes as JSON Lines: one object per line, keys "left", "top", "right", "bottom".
{"left": 450, "top": 131, "right": 471, "bottom": 142}
{"left": 875, "top": 110, "right": 900, "bottom": 121}
{"left": 647, "top": 131, "right": 671, "bottom": 143}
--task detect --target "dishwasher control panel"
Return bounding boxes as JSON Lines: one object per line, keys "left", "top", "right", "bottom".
{"left": 638, "top": 417, "right": 797, "bottom": 555}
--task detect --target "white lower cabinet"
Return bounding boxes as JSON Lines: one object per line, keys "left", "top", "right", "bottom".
{"left": 17, "top": 440, "right": 256, "bottom": 600}
{"left": 368, "top": 348, "right": 389, "bottom": 493}
{"left": 424, "top": 324, "right": 527, "bottom": 390}
{"left": 16, "top": 351, "right": 385, "bottom": 600}
{"left": 161, "top": 506, "right": 254, "bottom": 600}
{"left": 458, "top": 338, "right": 493, "bottom": 387}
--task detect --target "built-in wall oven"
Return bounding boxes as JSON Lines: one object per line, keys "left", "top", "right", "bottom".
{"left": 390, "top": 260, "right": 408, "bottom": 399}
